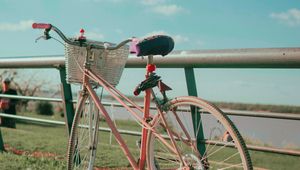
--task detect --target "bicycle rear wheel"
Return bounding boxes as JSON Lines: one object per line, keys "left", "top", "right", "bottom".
{"left": 147, "top": 96, "right": 252, "bottom": 170}
{"left": 67, "top": 94, "right": 100, "bottom": 170}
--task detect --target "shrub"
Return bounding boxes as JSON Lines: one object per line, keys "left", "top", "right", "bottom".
{"left": 35, "top": 102, "right": 54, "bottom": 116}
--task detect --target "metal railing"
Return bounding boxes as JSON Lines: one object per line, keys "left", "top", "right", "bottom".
{"left": 0, "top": 47, "right": 300, "bottom": 69}
{"left": 0, "top": 96, "right": 299, "bottom": 156}
{"left": 0, "top": 47, "right": 299, "bottom": 157}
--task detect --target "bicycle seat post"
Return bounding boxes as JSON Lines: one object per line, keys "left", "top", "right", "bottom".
{"left": 146, "top": 55, "right": 156, "bottom": 76}
{"left": 137, "top": 54, "right": 155, "bottom": 169}
{"left": 147, "top": 55, "right": 154, "bottom": 66}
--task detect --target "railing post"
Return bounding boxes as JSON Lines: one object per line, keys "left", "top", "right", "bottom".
{"left": 58, "top": 67, "right": 75, "bottom": 134}
{"left": 184, "top": 67, "right": 206, "bottom": 156}
{"left": 0, "top": 128, "right": 4, "bottom": 152}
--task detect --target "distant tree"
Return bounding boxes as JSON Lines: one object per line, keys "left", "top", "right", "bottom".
{"left": 0, "top": 69, "right": 56, "bottom": 112}
{"left": 0, "top": 69, "right": 18, "bottom": 82}
{"left": 35, "top": 101, "right": 54, "bottom": 116}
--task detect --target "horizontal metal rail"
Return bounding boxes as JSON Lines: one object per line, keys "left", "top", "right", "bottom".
{"left": 0, "top": 55, "right": 64, "bottom": 68}
{"left": 1, "top": 113, "right": 299, "bottom": 156}
{"left": 128, "top": 48, "right": 300, "bottom": 68}
{"left": 0, "top": 94, "right": 62, "bottom": 102}
{"left": 1, "top": 94, "right": 300, "bottom": 120}
{"left": 0, "top": 113, "right": 141, "bottom": 136}
{"left": 1, "top": 47, "right": 300, "bottom": 68}
{"left": 0, "top": 113, "right": 65, "bottom": 126}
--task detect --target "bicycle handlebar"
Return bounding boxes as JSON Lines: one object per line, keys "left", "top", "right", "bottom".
{"left": 32, "top": 23, "right": 52, "bottom": 29}
{"left": 32, "top": 23, "right": 132, "bottom": 50}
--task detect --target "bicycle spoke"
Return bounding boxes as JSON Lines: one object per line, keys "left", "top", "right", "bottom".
{"left": 152, "top": 126, "right": 179, "bottom": 154}
{"left": 221, "top": 151, "right": 241, "bottom": 164}
{"left": 171, "top": 110, "right": 193, "bottom": 142}
{"left": 201, "top": 141, "right": 233, "bottom": 161}
{"left": 147, "top": 97, "right": 251, "bottom": 169}
{"left": 219, "top": 162, "right": 243, "bottom": 170}
{"left": 195, "top": 109, "right": 204, "bottom": 139}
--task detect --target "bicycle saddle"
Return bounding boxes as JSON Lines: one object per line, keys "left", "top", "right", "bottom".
{"left": 131, "top": 35, "right": 174, "bottom": 57}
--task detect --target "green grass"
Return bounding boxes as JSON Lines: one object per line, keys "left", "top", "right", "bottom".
{"left": 19, "top": 111, "right": 65, "bottom": 122}
{"left": 0, "top": 152, "right": 66, "bottom": 170}
{"left": 0, "top": 123, "right": 68, "bottom": 170}
{"left": 0, "top": 120, "right": 142, "bottom": 169}
{"left": 249, "top": 150, "right": 300, "bottom": 170}
{"left": 0, "top": 120, "right": 299, "bottom": 169}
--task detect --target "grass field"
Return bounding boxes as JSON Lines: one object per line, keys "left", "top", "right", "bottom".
{"left": 0, "top": 118, "right": 299, "bottom": 170}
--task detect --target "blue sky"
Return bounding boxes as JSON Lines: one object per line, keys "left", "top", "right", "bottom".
{"left": 0, "top": 0, "right": 300, "bottom": 106}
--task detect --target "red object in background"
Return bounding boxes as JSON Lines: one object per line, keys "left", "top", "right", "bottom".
{"left": 146, "top": 64, "right": 156, "bottom": 73}
{"left": 0, "top": 99, "right": 9, "bottom": 110}
{"left": 78, "top": 28, "right": 86, "bottom": 40}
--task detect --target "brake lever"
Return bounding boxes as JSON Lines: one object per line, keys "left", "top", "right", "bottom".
{"left": 35, "top": 28, "right": 52, "bottom": 43}
{"left": 35, "top": 35, "right": 52, "bottom": 43}
{"left": 35, "top": 35, "right": 45, "bottom": 42}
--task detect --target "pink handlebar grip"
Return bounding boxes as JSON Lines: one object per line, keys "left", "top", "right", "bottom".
{"left": 32, "top": 23, "right": 52, "bottom": 29}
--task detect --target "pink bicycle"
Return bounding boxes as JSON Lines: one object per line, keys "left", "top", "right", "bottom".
{"left": 33, "top": 23, "right": 252, "bottom": 170}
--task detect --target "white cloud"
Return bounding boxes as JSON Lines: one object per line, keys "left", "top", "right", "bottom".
{"left": 196, "top": 40, "right": 205, "bottom": 47}
{"left": 141, "top": 0, "right": 165, "bottom": 5}
{"left": 145, "top": 30, "right": 168, "bottom": 37}
{"left": 145, "top": 30, "right": 189, "bottom": 44}
{"left": 86, "top": 0, "right": 186, "bottom": 16}
{"left": 179, "top": 50, "right": 188, "bottom": 55}
{"left": 84, "top": 31, "right": 105, "bottom": 40}
{"left": 81, "top": 0, "right": 125, "bottom": 3}
{"left": 173, "top": 34, "right": 189, "bottom": 44}
{"left": 73, "top": 28, "right": 105, "bottom": 40}
{"left": 152, "top": 4, "right": 184, "bottom": 16}
{"left": 270, "top": 8, "right": 300, "bottom": 26}
{"left": 0, "top": 20, "right": 34, "bottom": 31}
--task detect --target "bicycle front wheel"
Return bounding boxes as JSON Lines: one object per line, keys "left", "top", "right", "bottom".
{"left": 67, "top": 94, "right": 100, "bottom": 170}
{"left": 147, "top": 96, "right": 252, "bottom": 170}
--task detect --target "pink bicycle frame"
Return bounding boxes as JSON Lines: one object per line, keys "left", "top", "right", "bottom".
{"left": 77, "top": 54, "right": 192, "bottom": 169}
{"left": 78, "top": 59, "right": 156, "bottom": 169}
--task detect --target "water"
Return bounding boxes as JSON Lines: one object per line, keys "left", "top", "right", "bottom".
{"left": 231, "top": 116, "right": 300, "bottom": 148}
{"left": 104, "top": 104, "right": 300, "bottom": 148}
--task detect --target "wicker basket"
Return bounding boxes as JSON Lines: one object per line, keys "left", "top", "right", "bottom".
{"left": 65, "top": 40, "right": 129, "bottom": 86}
